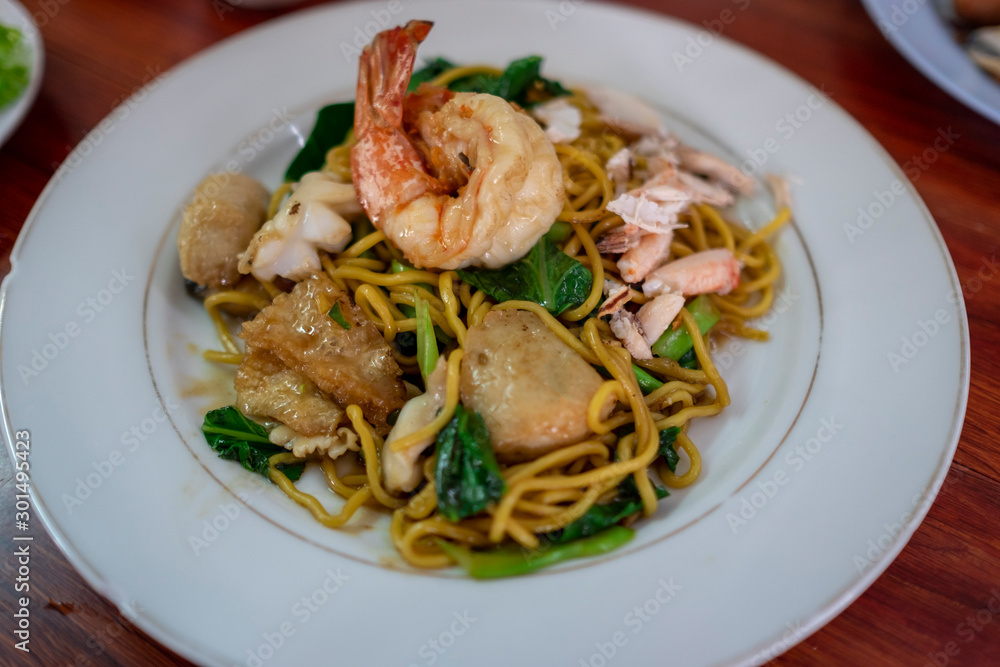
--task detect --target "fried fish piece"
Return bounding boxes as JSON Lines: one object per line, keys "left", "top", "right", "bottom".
{"left": 460, "top": 309, "right": 614, "bottom": 463}
{"left": 240, "top": 273, "right": 405, "bottom": 432}
{"left": 235, "top": 345, "right": 344, "bottom": 437}
{"left": 178, "top": 173, "right": 269, "bottom": 287}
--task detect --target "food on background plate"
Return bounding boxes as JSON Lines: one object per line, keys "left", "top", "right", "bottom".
{"left": 0, "top": 23, "right": 30, "bottom": 110}
{"left": 180, "top": 20, "right": 790, "bottom": 577}
{"left": 942, "top": 0, "right": 1000, "bottom": 80}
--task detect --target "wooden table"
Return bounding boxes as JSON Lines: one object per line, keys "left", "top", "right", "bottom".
{"left": 1, "top": 0, "right": 998, "bottom": 664}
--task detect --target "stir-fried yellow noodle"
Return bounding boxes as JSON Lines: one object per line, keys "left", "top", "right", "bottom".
{"left": 194, "top": 60, "right": 789, "bottom": 571}
{"left": 189, "top": 40, "right": 790, "bottom": 568}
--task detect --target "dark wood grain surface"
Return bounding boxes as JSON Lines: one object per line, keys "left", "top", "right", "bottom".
{"left": 1, "top": 0, "right": 998, "bottom": 665}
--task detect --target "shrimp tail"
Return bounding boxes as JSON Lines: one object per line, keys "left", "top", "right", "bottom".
{"left": 355, "top": 20, "right": 432, "bottom": 135}
{"left": 352, "top": 20, "right": 440, "bottom": 227}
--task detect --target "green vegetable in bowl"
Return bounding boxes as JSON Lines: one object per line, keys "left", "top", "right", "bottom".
{"left": 0, "top": 23, "right": 29, "bottom": 109}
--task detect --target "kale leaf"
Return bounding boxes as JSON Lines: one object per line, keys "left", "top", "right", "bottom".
{"left": 202, "top": 406, "right": 304, "bottom": 480}
{"left": 435, "top": 405, "right": 506, "bottom": 521}
{"left": 546, "top": 475, "right": 668, "bottom": 544}
{"left": 659, "top": 427, "right": 680, "bottom": 472}
{"left": 457, "top": 236, "right": 592, "bottom": 316}
{"left": 408, "top": 57, "right": 457, "bottom": 91}
{"left": 284, "top": 102, "right": 354, "bottom": 183}
{"left": 410, "top": 55, "right": 568, "bottom": 106}
{"left": 677, "top": 348, "right": 699, "bottom": 370}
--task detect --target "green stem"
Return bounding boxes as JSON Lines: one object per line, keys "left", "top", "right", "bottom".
{"left": 544, "top": 220, "right": 574, "bottom": 244}
{"left": 595, "top": 364, "right": 663, "bottom": 395}
{"left": 651, "top": 294, "right": 720, "bottom": 360}
{"left": 415, "top": 294, "right": 437, "bottom": 381}
{"left": 201, "top": 426, "right": 271, "bottom": 445}
{"left": 436, "top": 526, "right": 634, "bottom": 579}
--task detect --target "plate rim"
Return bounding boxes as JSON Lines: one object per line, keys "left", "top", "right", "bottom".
{"left": 0, "top": 1, "right": 972, "bottom": 665}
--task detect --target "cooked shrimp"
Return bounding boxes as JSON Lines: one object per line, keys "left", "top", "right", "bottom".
{"left": 579, "top": 83, "right": 666, "bottom": 137}
{"left": 596, "top": 224, "right": 642, "bottom": 254}
{"left": 677, "top": 145, "right": 754, "bottom": 196}
{"left": 606, "top": 169, "right": 690, "bottom": 234}
{"left": 636, "top": 293, "right": 686, "bottom": 345}
{"left": 617, "top": 230, "right": 673, "bottom": 284}
{"left": 350, "top": 21, "right": 564, "bottom": 270}
{"left": 643, "top": 248, "right": 741, "bottom": 297}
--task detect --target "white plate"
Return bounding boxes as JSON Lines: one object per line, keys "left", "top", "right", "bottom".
{"left": 0, "top": 0, "right": 43, "bottom": 147}
{"left": 861, "top": 0, "right": 1000, "bottom": 124}
{"left": 0, "top": 2, "right": 969, "bottom": 665}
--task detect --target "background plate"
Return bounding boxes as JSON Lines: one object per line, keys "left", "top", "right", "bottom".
{"left": 0, "top": 0, "right": 44, "bottom": 147}
{"left": 861, "top": 0, "right": 1000, "bottom": 125}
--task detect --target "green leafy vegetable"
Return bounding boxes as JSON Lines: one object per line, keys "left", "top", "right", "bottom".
{"left": 450, "top": 55, "right": 568, "bottom": 106}
{"left": 651, "top": 295, "right": 720, "bottom": 360}
{"left": 594, "top": 363, "right": 663, "bottom": 395}
{"left": 658, "top": 427, "right": 680, "bottom": 472}
{"left": 415, "top": 294, "right": 438, "bottom": 381}
{"left": 391, "top": 259, "right": 435, "bottom": 294}
{"left": 435, "top": 405, "right": 506, "bottom": 522}
{"left": 457, "top": 236, "right": 592, "bottom": 316}
{"left": 0, "top": 24, "right": 29, "bottom": 109}
{"left": 409, "top": 55, "right": 568, "bottom": 107}
{"left": 408, "top": 57, "right": 457, "bottom": 91}
{"left": 202, "top": 407, "right": 304, "bottom": 480}
{"left": 327, "top": 302, "right": 351, "bottom": 329}
{"left": 394, "top": 330, "right": 417, "bottom": 356}
{"left": 546, "top": 476, "right": 668, "bottom": 544}
{"left": 284, "top": 102, "right": 354, "bottom": 182}
{"left": 632, "top": 365, "right": 664, "bottom": 394}
{"left": 677, "top": 347, "right": 699, "bottom": 370}
{"left": 393, "top": 263, "right": 450, "bottom": 349}
{"left": 437, "top": 526, "right": 634, "bottom": 579}
{"left": 543, "top": 220, "right": 574, "bottom": 244}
